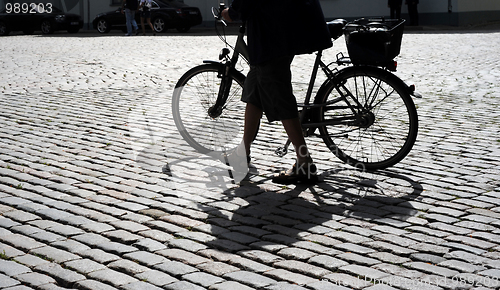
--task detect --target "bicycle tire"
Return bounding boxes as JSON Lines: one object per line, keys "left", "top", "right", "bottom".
{"left": 315, "top": 66, "right": 418, "bottom": 170}
{"left": 172, "top": 63, "right": 246, "bottom": 154}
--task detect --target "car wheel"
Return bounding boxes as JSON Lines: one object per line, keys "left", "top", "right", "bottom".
{"left": 152, "top": 17, "right": 166, "bottom": 33}
{"left": 176, "top": 26, "right": 190, "bottom": 33}
{"left": 68, "top": 27, "right": 79, "bottom": 33}
{"left": 96, "top": 19, "right": 111, "bottom": 33}
{"left": 0, "top": 21, "right": 10, "bottom": 36}
{"left": 41, "top": 20, "right": 54, "bottom": 34}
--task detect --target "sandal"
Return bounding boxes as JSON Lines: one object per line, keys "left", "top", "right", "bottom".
{"left": 272, "top": 161, "right": 318, "bottom": 185}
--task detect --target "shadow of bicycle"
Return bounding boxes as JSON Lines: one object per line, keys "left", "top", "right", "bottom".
{"left": 182, "top": 164, "right": 426, "bottom": 279}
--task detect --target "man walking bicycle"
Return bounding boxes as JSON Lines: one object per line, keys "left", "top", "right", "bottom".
{"left": 221, "top": 0, "right": 332, "bottom": 184}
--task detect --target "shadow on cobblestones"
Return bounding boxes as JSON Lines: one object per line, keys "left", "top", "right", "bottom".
{"left": 168, "top": 161, "right": 427, "bottom": 258}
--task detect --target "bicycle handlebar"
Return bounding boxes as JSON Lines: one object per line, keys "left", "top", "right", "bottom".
{"left": 212, "top": 3, "right": 227, "bottom": 26}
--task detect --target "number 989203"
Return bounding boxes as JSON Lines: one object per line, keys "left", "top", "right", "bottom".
{"left": 5, "top": 3, "right": 53, "bottom": 13}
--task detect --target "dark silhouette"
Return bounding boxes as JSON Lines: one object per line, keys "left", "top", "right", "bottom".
{"left": 388, "top": 0, "right": 402, "bottom": 19}
{"left": 221, "top": 0, "right": 332, "bottom": 184}
{"left": 139, "top": 0, "right": 155, "bottom": 35}
{"left": 406, "top": 0, "right": 419, "bottom": 26}
{"left": 387, "top": 0, "right": 403, "bottom": 19}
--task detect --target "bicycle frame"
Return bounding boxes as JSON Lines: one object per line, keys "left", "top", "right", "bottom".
{"left": 298, "top": 51, "right": 359, "bottom": 128}
{"left": 210, "top": 18, "right": 351, "bottom": 124}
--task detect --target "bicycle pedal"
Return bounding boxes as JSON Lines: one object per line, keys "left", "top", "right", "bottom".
{"left": 274, "top": 147, "right": 288, "bottom": 157}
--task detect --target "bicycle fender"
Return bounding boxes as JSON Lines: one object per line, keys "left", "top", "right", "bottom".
{"left": 314, "top": 66, "right": 422, "bottom": 104}
{"left": 200, "top": 61, "right": 246, "bottom": 81}
{"left": 314, "top": 65, "right": 416, "bottom": 105}
{"left": 175, "top": 63, "right": 246, "bottom": 90}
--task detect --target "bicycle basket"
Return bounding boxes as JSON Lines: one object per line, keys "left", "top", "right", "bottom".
{"left": 344, "top": 18, "right": 405, "bottom": 66}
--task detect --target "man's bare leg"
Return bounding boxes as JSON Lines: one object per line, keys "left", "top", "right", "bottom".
{"left": 281, "top": 117, "right": 311, "bottom": 164}
{"left": 271, "top": 116, "right": 317, "bottom": 184}
{"left": 241, "top": 103, "right": 262, "bottom": 156}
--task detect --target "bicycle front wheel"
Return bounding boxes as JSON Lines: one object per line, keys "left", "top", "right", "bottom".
{"left": 172, "top": 63, "right": 246, "bottom": 154}
{"left": 316, "top": 66, "right": 418, "bottom": 170}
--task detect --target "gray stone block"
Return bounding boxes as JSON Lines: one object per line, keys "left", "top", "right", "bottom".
{"left": 153, "top": 260, "right": 199, "bottom": 277}
{"left": 134, "top": 269, "right": 178, "bottom": 287}
{"left": 0, "top": 273, "right": 21, "bottom": 288}
{"left": 163, "top": 280, "right": 207, "bottom": 290}
{"left": 74, "top": 279, "right": 119, "bottom": 290}
{"left": 182, "top": 271, "right": 225, "bottom": 288}
{"left": 35, "top": 263, "right": 86, "bottom": 287}
{"left": 223, "top": 270, "right": 277, "bottom": 289}
{"left": 123, "top": 251, "right": 168, "bottom": 267}
{"left": 63, "top": 258, "right": 107, "bottom": 274}
{"left": 29, "top": 246, "right": 80, "bottom": 264}
{"left": 14, "top": 271, "right": 56, "bottom": 287}
{"left": 87, "top": 269, "right": 138, "bottom": 287}
{"left": 0, "top": 260, "right": 32, "bottom": 276}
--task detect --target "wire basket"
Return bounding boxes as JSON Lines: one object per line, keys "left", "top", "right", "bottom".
{"left": 344, "top": 18, "right": 405, "bottom": 66}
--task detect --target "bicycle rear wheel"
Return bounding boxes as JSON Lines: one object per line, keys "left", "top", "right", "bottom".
{"left": 316, "top": 66, "right": 418, "bottom": 170}
{"left": 172, "top": 63, "right": 246, "bottom": 154}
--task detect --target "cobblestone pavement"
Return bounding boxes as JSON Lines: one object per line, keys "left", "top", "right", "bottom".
{"left": 0, "top": 26, "right": 500, "bottom": 290}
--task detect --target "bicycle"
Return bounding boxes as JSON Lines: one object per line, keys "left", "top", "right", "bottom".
{"left": 172, "top": 5, "right": 420, "bottom": 171}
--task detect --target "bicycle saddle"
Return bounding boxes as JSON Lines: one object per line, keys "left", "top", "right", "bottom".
{"left": 327, "top": 19, "right": 347, "bottom": 40}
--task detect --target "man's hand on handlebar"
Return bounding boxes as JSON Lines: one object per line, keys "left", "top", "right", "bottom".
{"left": 221, "top": 8, "right": 232, "bottom": 22}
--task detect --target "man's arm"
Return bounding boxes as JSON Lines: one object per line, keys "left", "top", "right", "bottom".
{"left": 222, "top": 0, "right": 245, "bottom": 22}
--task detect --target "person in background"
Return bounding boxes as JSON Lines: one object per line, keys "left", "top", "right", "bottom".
{"left": 221, "top": 0, "right": 332, "bottom": 184}
{"left": 121, "top": 0, "right": 139, "bottom": 36}
{"left": 406, "top": 0, "right": 419, "bottom": 25}
{"left": 139, "top": 0, "right": 155, "bottom": 35}
{"left": 388, "top": 0, "right": 402, "bottom": 19}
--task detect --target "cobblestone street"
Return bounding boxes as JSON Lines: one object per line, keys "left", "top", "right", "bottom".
{"left": 0, "top": 25, "right": 500, "bottom": 290}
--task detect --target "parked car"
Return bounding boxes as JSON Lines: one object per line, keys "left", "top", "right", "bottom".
{"left": 92, "top": 0, "right": 202, "bottom": 34}
{"left": 0, "top": 4, "right": 83, "bottom": 36}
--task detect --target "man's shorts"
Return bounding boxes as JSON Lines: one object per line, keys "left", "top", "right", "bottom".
{"left": 242, "top": 56, "right": 298, "bottom": 122}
